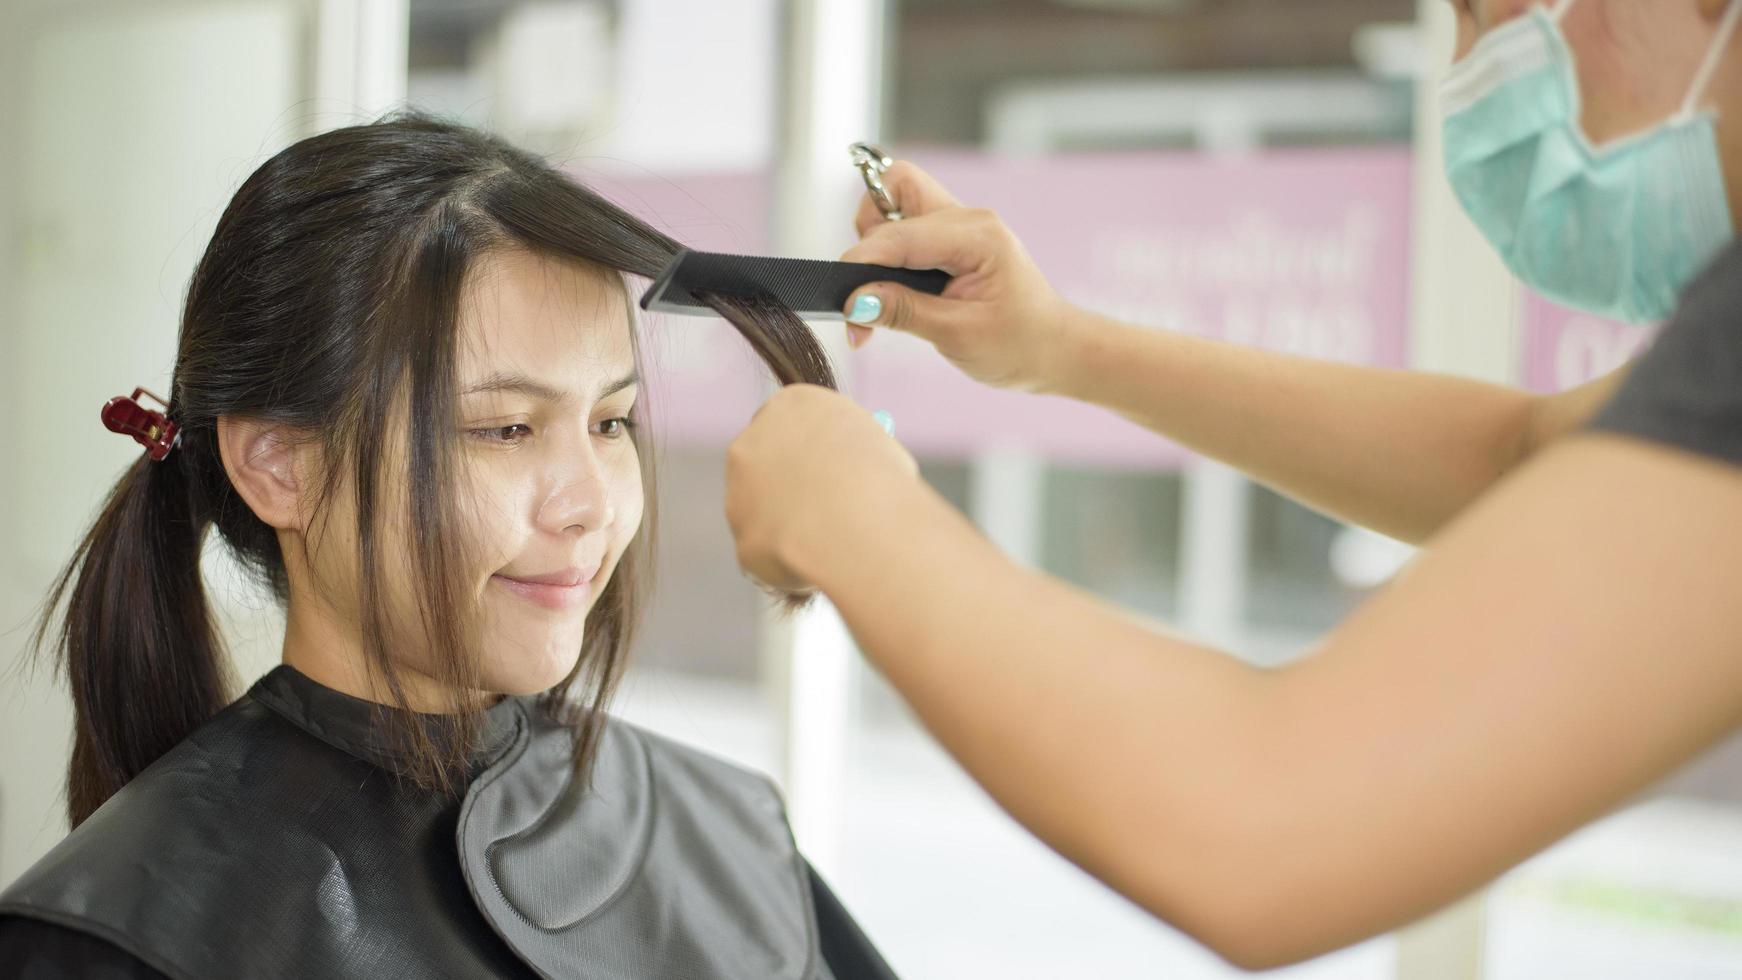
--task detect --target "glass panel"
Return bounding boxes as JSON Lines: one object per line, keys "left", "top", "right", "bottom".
{"left": 1244, "top": 483, "right": 1366, "bottom": 637}
{"left": 1042, "top": 467, "right": 1183, "bottom": 620}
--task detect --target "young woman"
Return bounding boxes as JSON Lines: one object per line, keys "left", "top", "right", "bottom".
{"left": 0, "top": 114, "right": 892, "bottom": 980}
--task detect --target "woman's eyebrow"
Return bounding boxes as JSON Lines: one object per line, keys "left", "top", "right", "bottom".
{"left": 461, "top": 371, "right": 639, "bottom": 403}
{"left": 598, "top": 371, "right": 640, "bottom": 400}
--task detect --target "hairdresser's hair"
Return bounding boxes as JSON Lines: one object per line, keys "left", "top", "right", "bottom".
{"left": 36, "top": 111, "right": 835, "bottom": 828}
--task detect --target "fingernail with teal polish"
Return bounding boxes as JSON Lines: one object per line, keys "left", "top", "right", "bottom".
{"left": 847, "top": 294, "right": 882, "bottom": 324}
{"left": 873, "top": 410, "right": 895, "bottom": 437}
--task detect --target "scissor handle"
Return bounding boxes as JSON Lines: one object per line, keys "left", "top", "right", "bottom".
{"left": 849, "top": 141, "right": 903, "bottom": 221}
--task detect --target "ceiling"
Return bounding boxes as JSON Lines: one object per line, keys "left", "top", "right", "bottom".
{"left": 404, "top": 0, "right": 1424, "bottom": 146}
{"left": 890, "top": 0, "right": 1419, "bottom": 142}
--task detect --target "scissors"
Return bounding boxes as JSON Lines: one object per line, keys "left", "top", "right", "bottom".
{"left": 849, "top": 142, "right": 903, "bottom": 221}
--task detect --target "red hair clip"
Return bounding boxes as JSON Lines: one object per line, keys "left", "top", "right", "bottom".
{"left": 101, "top": 387, "right": 180, "bottom": 461}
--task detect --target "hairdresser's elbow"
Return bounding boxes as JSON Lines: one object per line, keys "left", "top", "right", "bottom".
{"left": 1161, "top": 869, "right": 1348, "bottom": 972}
{"left": 1199, "top": 916, "right": 1336, "bottom": 973}
{"left": 1127, "top": 803, "right": 1351, "bottom": 970}
{"left": 1105, "top": 678, "right": 1358, "bottom": 969}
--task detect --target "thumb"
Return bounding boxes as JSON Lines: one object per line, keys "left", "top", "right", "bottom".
{"left": 843, "top": 282, "right": 959, "bottom": 347}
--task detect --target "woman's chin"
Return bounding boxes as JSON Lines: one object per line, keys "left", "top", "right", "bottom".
{"left": 484, "top": 635, "right": 587, "bottom": 696}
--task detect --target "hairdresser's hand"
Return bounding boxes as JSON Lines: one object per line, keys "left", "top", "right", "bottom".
{"left": 726, "top": 385, "right": 921, "bottom": 594}
{"left": 841, "top": 161, "right": 1078, "bottom": 394}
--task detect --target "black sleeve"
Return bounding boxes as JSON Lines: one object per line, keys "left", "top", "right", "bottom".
{"left": 1588, "top": 243, "right": 1742, "bottom": 467}
{"left": 0, "top": 915, "right": 167, "bottom": 980}
{"left": 806, "top": 863, "right": 901, "bottom": 980}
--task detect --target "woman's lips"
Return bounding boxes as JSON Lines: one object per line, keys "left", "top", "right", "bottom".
{"left": 491, "top": 570, "right": 596, "bottom": 611}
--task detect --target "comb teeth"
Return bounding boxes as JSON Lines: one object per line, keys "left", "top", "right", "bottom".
{"left": 639, "top": 250, "right": 951, "bottom": 319}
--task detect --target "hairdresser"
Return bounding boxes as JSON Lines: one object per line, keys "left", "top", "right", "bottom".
{"left": 723, "top": 0, "right": 1742, "bottom": 968}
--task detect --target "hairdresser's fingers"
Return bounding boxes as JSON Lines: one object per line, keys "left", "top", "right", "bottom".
{"left": 727, "top": 384, "right": 919, "bottom": 591}
{"left": 843, "top": 282, "right": 968, "bottom": 347}
{"left": 853, "top": 161, "right": 963, "bottom": 237}
{"left": 841, "top": 208, "right": 996, "bottom": 279}
{"left": 839, "top": 208, "right": 1072, "bottom": 392}
{"left": 854, "top": 195, "right": 889, "bottom": 240}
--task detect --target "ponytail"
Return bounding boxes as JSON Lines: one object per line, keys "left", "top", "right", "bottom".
{"left": 35, "top": 447, "right": 229, "bottom": 828}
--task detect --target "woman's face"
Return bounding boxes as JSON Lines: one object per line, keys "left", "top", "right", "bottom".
{"left": 453, "top": 248, "right": 645, "bottom": 694}
{"left": 293, "top": 247, "right": 646, "bottom": 704}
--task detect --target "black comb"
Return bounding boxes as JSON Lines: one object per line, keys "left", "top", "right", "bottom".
{"left": 639, "top": 249, "right": 951, "bottom": 320}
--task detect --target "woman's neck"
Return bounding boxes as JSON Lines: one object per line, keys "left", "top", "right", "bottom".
{"left": 280, "top": 594, "right": 494, "bottom": 714}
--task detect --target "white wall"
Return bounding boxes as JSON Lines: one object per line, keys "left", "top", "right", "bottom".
{"left": 600, "top": 0, "right": 780, "bottom": 174}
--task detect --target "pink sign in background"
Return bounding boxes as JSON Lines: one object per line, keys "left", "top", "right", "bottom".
{"left": 855, "top": 149, "right": 1414, "bottom": 467}
{"left": 587, "top": 148, "right": 1417, "bottom": 467}
{"left": 581, "top": 151, "right": 1670, "bottom": 462}
{"left": 1519, "top": 292, "right": 1658, "bottom": 395}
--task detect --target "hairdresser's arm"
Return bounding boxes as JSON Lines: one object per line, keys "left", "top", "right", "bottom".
{"left": 841, "top": 163, "right": 1628, "bottom": 545}
{"left": 726, "top": 387, "right": 1742, "bottom": 969}
{"left": 1047, "top": 314, "right": 1629, "bottom": 544}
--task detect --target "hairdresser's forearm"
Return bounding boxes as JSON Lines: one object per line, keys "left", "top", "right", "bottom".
{"left": 792, "top": 483, "right": 1285, "bottom": 960}
{"left": 1043, "top": 309, "right": 1537, "bottom": 544}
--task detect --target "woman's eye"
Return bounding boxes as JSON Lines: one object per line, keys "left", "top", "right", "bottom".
{"left": 470, "top": 423, "right": 533, "bottom": 444}
{"left": 596, "top": 417, "right": 637, "bottom": 440}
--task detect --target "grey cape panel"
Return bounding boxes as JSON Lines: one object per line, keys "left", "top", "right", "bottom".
{"left": 0, "top": 667, "right": 883, "bottom": 979}
{"left": 459, "top": 699, "right": 826, "bottom": 979}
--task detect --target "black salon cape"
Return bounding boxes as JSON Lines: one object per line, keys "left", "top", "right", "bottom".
{"left": 0, "top": 666, "right": 897, "bottom": 979}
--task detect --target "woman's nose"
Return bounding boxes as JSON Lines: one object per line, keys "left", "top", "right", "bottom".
{"left": 535, "top": 446, "right": 616, "bottom": 535}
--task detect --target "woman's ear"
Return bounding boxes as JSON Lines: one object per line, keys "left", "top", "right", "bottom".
{"left": 217, "top": 416, "right": 314, "bottom": 531}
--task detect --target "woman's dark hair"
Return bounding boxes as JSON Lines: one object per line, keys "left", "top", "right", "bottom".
{"left": 35, "top": 112, "right": 835, "bottom": 828}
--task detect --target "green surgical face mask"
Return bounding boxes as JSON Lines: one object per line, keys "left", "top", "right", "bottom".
{"left": 1441, "top": 0, "right": 1742, "bottom": 323}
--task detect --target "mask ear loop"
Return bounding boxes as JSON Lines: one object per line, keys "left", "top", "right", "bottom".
{"left": 1680, "top": 0, "right": 1742, "bottom": 121}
